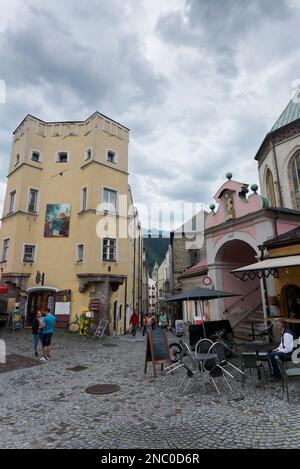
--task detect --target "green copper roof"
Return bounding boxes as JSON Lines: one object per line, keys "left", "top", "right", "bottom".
{"left": 271, "top": 99, "right": 300, "bottom": 132}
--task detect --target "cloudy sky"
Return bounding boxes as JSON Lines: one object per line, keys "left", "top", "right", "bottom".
{"left": 0, "top": 0, "right": 299, "bottom": 230}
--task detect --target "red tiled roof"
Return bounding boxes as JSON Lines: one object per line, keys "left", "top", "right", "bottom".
{"left": 179, "top": 258, "right": 208, "bottom": 279}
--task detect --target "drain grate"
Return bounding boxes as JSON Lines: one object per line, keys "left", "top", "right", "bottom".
{"left": 67, "top": 366, "right": 88, "bottom": 372}
{"left": 85, "top": 384, "right": 121, "bottom": 395}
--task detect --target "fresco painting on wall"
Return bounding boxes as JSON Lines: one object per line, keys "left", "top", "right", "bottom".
{"left": 44, "top": 204, "right": 71, "bottom": 237}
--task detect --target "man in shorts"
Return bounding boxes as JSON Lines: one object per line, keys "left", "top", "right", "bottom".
{"left": 40, "top": 309, "right": 56, "bottom": 362}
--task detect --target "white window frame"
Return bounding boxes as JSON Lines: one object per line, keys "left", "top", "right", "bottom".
{"left": 80, "top": 186, "right": 88, "bottom": 212}
{"left": 8, "top": 189, "right": 16, "bottom": 214}
{"left": 1, "top": 238, "right": 10, "bottom": 262}
{"left": 106, "top": 148, "right": 118, "bottom": 164}
{"left": 102, "top": 186, "right": 118, "bottom": 214}
{"left": 102, "top": 238, "right": 118, "bottom": 262}
{"left": 84, "top": 147, "right": 92, "bottom": 161}
{"left": 30, "top": 149, "right": 43, "bottom": 163}
{"left": 22, "top": 243, "right": 37, "bottom": 264}
{"left": 27, "top": 187, "right": 40, "bottom": 214}
{"left": 76, "top": 243, "right": 84, "bottom": 262}
{"left": 55, "top": 150, "right": 70, "bottom": 163}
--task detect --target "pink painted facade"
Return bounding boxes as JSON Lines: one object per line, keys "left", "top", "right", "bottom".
{"left": 204, "top": 177, "right": 300, "bottom": 321}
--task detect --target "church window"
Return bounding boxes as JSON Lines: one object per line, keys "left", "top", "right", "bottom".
{"left": 266, "top": 169, "right": 276, "bottom": 207}
{"left": 291, "top": 152, "right": 300, "bottom": 209}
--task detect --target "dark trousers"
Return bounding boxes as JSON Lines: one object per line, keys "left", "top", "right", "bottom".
{"left": 269, "top": 351, "right": 290, "bottom": 378}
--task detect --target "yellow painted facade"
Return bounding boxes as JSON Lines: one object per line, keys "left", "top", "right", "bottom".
{"left": 0, "top": 113, "right": 143, "bottom": 335}
{"left": 266, "top": 244, "right": 300, "bottom": 318}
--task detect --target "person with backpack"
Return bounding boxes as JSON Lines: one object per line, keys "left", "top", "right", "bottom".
{"left": 269, "top": 318, "right": 295, "bottom": 379}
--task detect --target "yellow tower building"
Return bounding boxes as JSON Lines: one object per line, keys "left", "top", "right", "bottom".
{"left": 0, "top": 113, "right": 144, "bottom": 335}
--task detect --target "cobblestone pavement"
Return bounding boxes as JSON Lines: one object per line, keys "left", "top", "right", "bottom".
{"left": 0, "top": 329, "right": 300, "bottom": 449}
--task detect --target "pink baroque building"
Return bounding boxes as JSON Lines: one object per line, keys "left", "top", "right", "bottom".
{"left": 205, "top": 173, "right": 300, "bottom": 329}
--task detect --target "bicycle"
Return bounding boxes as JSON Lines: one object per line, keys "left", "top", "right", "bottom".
{"left": 169, "top": 329, "right": 243, "bottom": 362}
{"left": 169, "top": 340, "right": 186, "bottom": 363}
{"left": 210, "top": 329, "right": 243, "bottom": 358}
{"left": 69, "top": 314, "right": 80, "bottom": 333}
{"left": 69, "top": 314, "right": 95, "bottom": 337}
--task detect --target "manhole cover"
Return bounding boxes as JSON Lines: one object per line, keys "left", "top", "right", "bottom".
{"left": 66, "top": 366, "right": 88, "bottom": 372}
{"left": 85, "top": 384, "right": 121, "bottom": 395}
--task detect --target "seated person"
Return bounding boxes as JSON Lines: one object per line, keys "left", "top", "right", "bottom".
{"left": 269, "top": 319, "right": 295, "bottom": 379}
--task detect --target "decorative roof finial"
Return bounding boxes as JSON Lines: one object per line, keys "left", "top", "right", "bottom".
{"left": 226, "top": 172, "right": 233, "bottom": 181}
{"left": 209, "top": 203, "right": 216, "bottom": 213}
{"left": 251, "top": 184, "right": 258, "bottom": 194}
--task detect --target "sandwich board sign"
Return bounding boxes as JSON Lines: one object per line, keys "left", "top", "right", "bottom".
{"left": 6, "top": 309, "right": 22, "bottom": 332}
{"left": 144, "top": 328, "right": 171, "bottom": 378}
{"left": 95, "top": 319, "right": 109, "bottom": 338}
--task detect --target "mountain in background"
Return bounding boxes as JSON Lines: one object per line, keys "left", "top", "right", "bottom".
{"left": 142, "top": 228, "right": 170, "bottom": 238}
{"left": 143, "top": 232, "right": 170, "bottom": 277}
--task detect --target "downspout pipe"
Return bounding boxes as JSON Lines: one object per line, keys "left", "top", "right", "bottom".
{"left": 258, "top": 244, "right": 270, "bottom": 319}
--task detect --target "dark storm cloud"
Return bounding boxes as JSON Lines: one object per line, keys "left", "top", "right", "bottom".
{"left": 0, "top": 9, "right": 167, "bottom": 111}
{"left": 0, "top": 0, "right": 168, "bottom": 188}
{"left": 157, "top": 0, "right": 294, "bottom": 48}
{"left": 1, "top": 0, "right": 300, "bottom": 222}
{"left": 156, "top": 0, "right": 295, "bottom": 79}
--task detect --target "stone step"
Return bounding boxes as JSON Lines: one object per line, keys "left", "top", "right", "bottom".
{"left": 233, "top": 304, "right": 264, "bottom": 341}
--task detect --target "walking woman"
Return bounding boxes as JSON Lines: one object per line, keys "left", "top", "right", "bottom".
{"left": 159, "top": 312, "right": 168, "bottom": 330}
{"left": 32, "top": 311, "right": 44, "bottom": 357}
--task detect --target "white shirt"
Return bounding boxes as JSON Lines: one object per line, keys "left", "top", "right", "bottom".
{"left": 278, "top": 331, "right": 294, "bottom": 354}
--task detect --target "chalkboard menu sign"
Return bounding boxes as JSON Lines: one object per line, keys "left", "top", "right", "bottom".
{"left": 144, "top": 328, "right": 171, "bottom": 378}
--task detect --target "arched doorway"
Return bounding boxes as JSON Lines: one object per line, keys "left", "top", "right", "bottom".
{"left": 281, "top": 284, "right": 300, "bottom": 319}
{"left": 215, "top": 240, "right": 261, "bottom": 315}
{"left": 26, "top": 287, "right": 59, "bottom": 326}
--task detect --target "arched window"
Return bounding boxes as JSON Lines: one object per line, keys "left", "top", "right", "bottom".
{"left": 291, "top": 152, "right": 300, "bottom": 209}
{"left": 266, "top": 169, "right": 276, "bottom": 207}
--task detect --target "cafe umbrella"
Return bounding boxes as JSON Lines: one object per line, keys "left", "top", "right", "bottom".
{"left": 165, "top": 287, "right": 240, "bottom": 338}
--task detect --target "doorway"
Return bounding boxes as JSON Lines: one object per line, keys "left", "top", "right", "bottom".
{"left": 26, "top": 290, "right": 56, "bottom": 326}
{"left": 285, "top": 285, "right": 300, "bottom": 319}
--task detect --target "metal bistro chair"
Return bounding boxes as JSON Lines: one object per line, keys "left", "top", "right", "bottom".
{"left": 194, "top": 338, "right": 214, "bottom": 392}
{"left": 178, "top": 343, "right": 203, "bottom": 394}
{"left": 212, "top": 341, "right": 244, "bottom": 379}
{"left": 165, "top": 343, "right": 201, "bottom": 394}
{"left": 203, "top": 346, "right": 232, "bottom": 395}
{"left": 195, "top": 338, "right": 214, "bottom": 355}
{"left": 241, "top": 353, "right": 268, "bottom": 388}
{"left": 275, "top": 355, "right": 300, "bottom": 402}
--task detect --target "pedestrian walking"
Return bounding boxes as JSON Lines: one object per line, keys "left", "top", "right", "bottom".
{"left": 142, "top": 315, "right": 148, "bottom": 336}
{"left": 40, "top": 309, "right": 56, "bottom": 362}
{"left": 143, "top": 313, "right": 153, "bottom": 336}
{"left": 129, "top": 311, "right": 139, "bottom": 337}
{"left": 159, "top": 312, "right": 168, "bottom": 330}
{"left": 32, "top": 311, "right": 44, "bottom": 357}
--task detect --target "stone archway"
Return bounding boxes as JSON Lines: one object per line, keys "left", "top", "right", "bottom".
{"left": 214, "top": 239, "right": 261, "bottom": 318}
